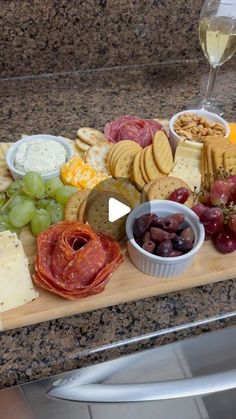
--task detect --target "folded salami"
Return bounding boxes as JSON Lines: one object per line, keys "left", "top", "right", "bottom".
{"left": 33, "top": 221, "right": 123, "bottom": 299}
{"left": 104, "top": 115, "right": 163, "bottom": 148}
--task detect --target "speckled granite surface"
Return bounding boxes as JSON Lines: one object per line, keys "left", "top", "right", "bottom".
{"left": 0, "top": 59, "right": 235, "bottom": 143}
{"left": 1, "top": 0, "right": 204, "bottom": 77}
{"left": 0, "top": 59, "right": 236, "bottom": 389}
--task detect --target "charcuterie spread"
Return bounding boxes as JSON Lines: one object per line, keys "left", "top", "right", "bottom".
{"left": 0, "top": 109, "right": 235, "bottom": 321}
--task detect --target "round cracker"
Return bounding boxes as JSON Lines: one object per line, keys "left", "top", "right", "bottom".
{"left": 141, "top": 179, "right": 156, "bottom": 203}
{"left": 114, "top": 148, "right": 139, "bottom": 179}
{"left": 140, "top": 148, "right": 149, "bottom": 183}
{"left": 133, "top": 150, "right": 145, "bottom": 190}
{"left": 144, "top": 145, "right": 165, "bottom": 181}
{"left": 85, "top": 142, "right": 112, "bottom": 174}
{"left": 148, "top": 176, "right": 194, "bottom": 208}
{"left": 153, "top": 131, "right": 173, "bottom": 174}
{"left": 78, "top": 198, "right": 87, "bottom": 222}
{"left": 111, "top": 145, "right": 140, "bottom": 176}
{"left": 77, "top": 127, "right": 106, "bottom": 146}
{"left": 108, "top": 141, "right": 140, "bottom": 177}
{"left": 64, "top": 189, "right": 90, "bottom": 220}
{"left": 75, "top": 137, "right": 90, "bottom": 152}
{"left": 86, "top": 191, "right": 129, "bottom": 241}
{"left": 0, "top": 169, "right": 13, "bottom": 192}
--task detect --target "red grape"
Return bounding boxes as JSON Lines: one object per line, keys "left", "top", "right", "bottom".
{"left": 200, "top": 207, "right": 223, "bottom": 224}
{"left": 168, "top": 187, "right": 190, "bottom": 204}
{"left": 225, "top": 175, "right": 236, "bottom": 191}
{"left": 210, "top": 180, "right": 230, "bottom": 206}
{"left": 204, "top": 219, "right": 224, "bottom": 235}
{"left": 214, "top": 229, "right": 236, "bottom": 254}
{"left": 198, "top": 190, "right": 211, "bottom": 206}
{"left": 192, "top": 203, "right": 207, "bottom": 217}
{"left": 228, "top": 214, "right": 236, "bottom": 234}
{"left": 229, "top": 185, "right": 236, "bottom": 203}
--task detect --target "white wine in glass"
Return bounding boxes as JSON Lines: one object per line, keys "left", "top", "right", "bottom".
{"left": 197, "top": 0, "right": 236, "bottom": 115}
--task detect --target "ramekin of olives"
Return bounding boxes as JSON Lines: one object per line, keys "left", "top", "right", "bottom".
{"left": 126, "top": 200, "right": 205, "bottom": 278}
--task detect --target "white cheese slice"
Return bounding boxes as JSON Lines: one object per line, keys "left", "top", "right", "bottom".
{"left": 0, "top": 241, "right": 24, "bottom": 258}
{"left": 0, "top": 262, "right": 39, "bottom": 313}
{"left": 169, "top": 159, "right": 202, "bottom": 192}
{"left": 0, "top": 232, "right": 39, "bottom": 313}
{"left": 174, "top": 147, "right": 202, "bottom": 168}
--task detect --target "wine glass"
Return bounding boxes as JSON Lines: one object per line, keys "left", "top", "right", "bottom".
{"left": 197, "top": 0, "right": 236, "bottom": 115}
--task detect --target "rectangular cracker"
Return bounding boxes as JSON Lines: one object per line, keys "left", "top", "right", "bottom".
{"left": 212, "top": 144, "right": 231, "bottom": 179}
{"left": 223, "top": 146, "right": 236, "bottom": 175}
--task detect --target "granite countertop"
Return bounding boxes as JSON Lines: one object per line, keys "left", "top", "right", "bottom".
{"left": 0, "top": 59, "right": 236, "bottom": 390}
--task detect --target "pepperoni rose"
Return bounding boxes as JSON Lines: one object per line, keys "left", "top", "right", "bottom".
{"left": 33, "top": 221, "right": 123, "bottom": 300}
{"left": 104, "top": 115, "right": 163, "bottom": 148}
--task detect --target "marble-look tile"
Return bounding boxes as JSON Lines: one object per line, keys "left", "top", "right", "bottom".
{"left": 1, "top": 0, "right": 204, "bottom": 77}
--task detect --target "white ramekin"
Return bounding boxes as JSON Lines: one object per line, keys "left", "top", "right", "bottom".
{"left": 126, "top": 200, "right": 205, "bottom": 278}
{"left": 169, "top": 109, "right": 230, "bottom": 153}
{"left": 6, "top": 134, "right": 73, "bottom": 180}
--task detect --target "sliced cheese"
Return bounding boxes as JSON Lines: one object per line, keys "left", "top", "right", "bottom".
{"left": 0, "top": 241, "right": 24, "bottom": 258}
{"left": 175, "top": 147, "right": 201, "bottom": 168}
{"left": 169, "top": 159, "right": 202, "bottom": 192}
{"left": 0, "top": 262, "right": 39, "bottom": 313}
{"left": 0, "top": 231, "right": 39, "bottom": 313}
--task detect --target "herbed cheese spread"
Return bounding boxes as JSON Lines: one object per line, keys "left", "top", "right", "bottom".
{"left": 15, "top": 140, "right": 67, "bottom": 174}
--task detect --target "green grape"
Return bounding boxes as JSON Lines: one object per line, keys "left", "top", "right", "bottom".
{"left": 9, "top": 200, "right": 35, "bottom": 228}
{"left": 36, "top": 197, "right": 56, "bottom": 210}
{"left": 53, "top": 185, "right": 77, "bottom": 204}
{"left": 0, "top": 193, "right": 6, "bottom": 208}
{"left": 0, "top": 213, "right": 9, "bottom": 223}
{"left": 7, "top": 194, "right": 34, "bottom": 211}
{"left": 22, "top": 171, "right": 45, "bottom": 198}
{"left": 7, "top": 179, "right": 23, "bottom": 197}
{"left": 30, "top": 209, "right": 51, "bottom": 237}
{"left": 0, "top": 221, "right": 11, "bottom": 232}
{"left": 45, "top": 177, "right": 63, "bottom": 197}
{"left": 47, "top": 201, "right": 64, "bottom": 224}
{"left": 0, "top": 221, "right": 20, "bottom": 234}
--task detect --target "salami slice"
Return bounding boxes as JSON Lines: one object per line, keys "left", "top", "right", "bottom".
{"left": 33, "top": 221, "right": 123, "bottom": 300}
{"left": 104, "top": 115, "right": 163, "bottom": 147}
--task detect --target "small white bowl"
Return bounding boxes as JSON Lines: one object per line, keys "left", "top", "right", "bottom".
{"left": 126, "top": 200, "right": 205, "bottom": 278}
{"left": 169, "top": 109, "right": 230, "bottom": 153}
{"left": 6, "top": 134, "right": 73, "bottom": 180}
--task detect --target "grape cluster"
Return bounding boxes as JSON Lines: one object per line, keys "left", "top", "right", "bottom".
{"left": 191, "top": 176, "right": 236, "bottom": 254}
{"left": 0, "top": 172, "right": 77, "bottom": 236}
{"left": 133, "top": 212, "right": 194, "bottom": 257}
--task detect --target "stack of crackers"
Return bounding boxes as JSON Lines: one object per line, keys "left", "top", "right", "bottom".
{"left": 132, "top": 131, "right": 173, "bottom": 189}
{"left": 107, "top": 131, "right": 173, "bottom": 190}
{"left": 201, "top": 135, "right": 235, "bottom": 188}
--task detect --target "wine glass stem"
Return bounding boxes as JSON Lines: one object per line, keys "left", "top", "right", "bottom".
{"left": 204, "top": 65, "right": 218, "bottom": 102}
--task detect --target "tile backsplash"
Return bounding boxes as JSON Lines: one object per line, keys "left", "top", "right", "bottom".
{"left": 1, "top": 0, "right": 204, "bottom": 78}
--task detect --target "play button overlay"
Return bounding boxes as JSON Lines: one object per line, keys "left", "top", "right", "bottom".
{"left": 85, "top": 177, "right": 149, "bottom": 241}
{"left": 108, "top": 198, "right": 131, "bottom": 222}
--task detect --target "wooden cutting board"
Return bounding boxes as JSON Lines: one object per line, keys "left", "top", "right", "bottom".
{"left": 0, "top": 136, "right": 235, "bottom": 331}
{"left": 1, "top": 227, "right": 236, "bottom": 331}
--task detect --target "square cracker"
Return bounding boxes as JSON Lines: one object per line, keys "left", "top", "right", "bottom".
{"left": 223, "top": 145, "right": 236, "bottom": 175}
